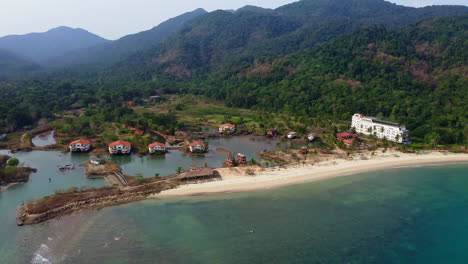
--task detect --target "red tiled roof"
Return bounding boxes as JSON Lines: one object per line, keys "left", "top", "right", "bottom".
{"left": 220, "top": 123, "right": 236, "bottom": 128}
{"left": 122, "top": 101, "right": 135, "bottom": 105}
{"left": 134, "top": 130, "right": 145, "bottom": 136}
{"left": 70, "top": 139, "right": 91, "bottom": 145}
{"left": 189, "top": 142, "right": 206, "bottom": 147}
{"left": 343, "top": 139, "right": 353, "bottom": 145}
{"left": 129, "top": 127, "right": 137, "bottom": 131}
{"left": 337, "top": 132, "right": 355, "bottom": 138}
{"left": 148, "top": 142, "right": 166, "bottom": 148}
{"left": 337, "top": 132, "right": 359, "bottom": 141}
{"left": 109, "top": 140, "right": 131, "bottom": 147}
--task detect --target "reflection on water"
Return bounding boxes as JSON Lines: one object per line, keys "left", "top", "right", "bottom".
{"left": 32, "top": 131, "right": 57, "bottom": 147}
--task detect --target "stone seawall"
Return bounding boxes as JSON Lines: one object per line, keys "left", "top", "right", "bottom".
{"left": 17, "top": 185, "right": 175, "bottom": 226}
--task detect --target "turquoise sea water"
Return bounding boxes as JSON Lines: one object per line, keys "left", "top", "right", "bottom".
{"left": 1, "top": 163, "right": 467, "bottom": 263}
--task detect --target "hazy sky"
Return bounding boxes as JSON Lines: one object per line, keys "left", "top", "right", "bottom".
{"left": 0, "top": 0, "right": 466, "bottom": 40}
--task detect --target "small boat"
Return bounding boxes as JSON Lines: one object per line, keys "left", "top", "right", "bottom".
{"left": 307, "top": 133, "right": 315, "bottom": 142}
{"left": 287, "top": 132, "right": 297, "bottom": 139}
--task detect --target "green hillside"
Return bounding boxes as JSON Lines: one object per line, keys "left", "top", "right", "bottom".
{"left": 113, "top": 0, "right": 468, "bottom": 80}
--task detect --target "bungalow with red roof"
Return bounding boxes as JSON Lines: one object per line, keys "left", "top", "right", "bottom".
{"left": 148, "top": 142, "right": 166, "bottom": 154}
{"left": 122, "top": 101, "right": 135, "bottom": 106}
{"left": 134, "top": 130, "right": 145, "bottom": 136}
{"left": 189, "top": 142, "right": 207, "bottom": 153}
{"left": 108, "top": 140, "right": 132, "bottom": 154}
{"left": 337, "top": 132, "right": 360, "bottom": 147}
{"left": 69, "top": 139, "right": 91, "bottom": 152}
{"left": 219, "top": 123, "right": 236, "bottom": 134}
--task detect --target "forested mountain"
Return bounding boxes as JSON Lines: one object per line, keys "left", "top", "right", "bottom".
{"left": 112, "top": 0, "right": 468, "bottom": 81}
{"left": 0, "top": 49, "right": 41, "bottom": 80}
{"left": 46, "top": 9, "right": 207, "bottom": 68}
{"left": 0, "top": 26, "right": 109, "bottom": 63}
{"left": 180, "top": 15, "right": 467, "bottom": 144}
{"left": 0, "top": 0, "right": 466, "bottom": 144}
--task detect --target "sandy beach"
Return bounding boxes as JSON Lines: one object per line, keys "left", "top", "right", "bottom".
{"left": 154, "top": 151, "right": 468, "bottom": 198}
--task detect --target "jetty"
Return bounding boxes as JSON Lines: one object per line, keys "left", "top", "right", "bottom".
{"left": 82, "top": 160, "right": 129, "bottom": 186}
{"left": 104, "top": 172, "right": 129, "bottom": 186}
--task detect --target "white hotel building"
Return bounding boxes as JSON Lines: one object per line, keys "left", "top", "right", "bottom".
{"left": 351, "top": 114, "right": 410, "bottom": 144}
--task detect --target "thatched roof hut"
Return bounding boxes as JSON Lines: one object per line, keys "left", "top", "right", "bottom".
{"left": 179, "top": 168, "right": 215, "bottom": 181}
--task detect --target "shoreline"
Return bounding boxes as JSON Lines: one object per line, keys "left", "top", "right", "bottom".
{"left": 153, "top": 151, "right": 468, "bottom": 198}
{"left": 0, "top": 182, "right": 22, "bottom": 192}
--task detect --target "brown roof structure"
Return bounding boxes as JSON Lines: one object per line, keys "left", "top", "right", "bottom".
{"left": 179, "top": 168, "right": 215, "bottom": 181}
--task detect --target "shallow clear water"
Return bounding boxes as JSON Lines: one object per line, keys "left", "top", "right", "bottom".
{"left": 1, "top": 163, "right": 467, "bottom": 263}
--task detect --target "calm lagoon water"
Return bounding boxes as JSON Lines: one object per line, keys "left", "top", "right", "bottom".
{"left": 32, "top": 131, "right": 57, "bottom": 147}
{"left": 0, "top": 161, "right": 467, "bottom": 263}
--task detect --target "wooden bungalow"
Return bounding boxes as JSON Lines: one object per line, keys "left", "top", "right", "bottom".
{"left": 337, "top": 132, "right": 360, "bottom": 147}
{"left": 219, "top": 123, "right": 236, "bottom": 134}
{"left": 69, "top": 139, "right": 91, "bottom": 152}
{"left": 122, "top": 100, "right": 135, "bottom": 106}
{"left": 148, "top": 142, "right": 166, "bottom": 154}
{"left": 134, "top": 130, "right": 145, "bottom": 136}
{"left": 189, "top": 142, "right": 207, "bottom": 153}
{"left": 108, "top": 140, "right": 132, "bottom": 155}
{"left": 337, "top": 132, "right": 360, "bottom": 142}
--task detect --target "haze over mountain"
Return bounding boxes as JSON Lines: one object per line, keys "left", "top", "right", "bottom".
{"left": 0, "top": 26, "right": 109, "bottom": 63}
{"left": 47, "top": 8, "right": 207, "bottom": 68}
{"left": 0, "top": 49, "right": 40, "bottom": 80}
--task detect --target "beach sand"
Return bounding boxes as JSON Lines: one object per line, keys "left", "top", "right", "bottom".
{"left": 153, "top": 151, "right": 468, "bottom": 198}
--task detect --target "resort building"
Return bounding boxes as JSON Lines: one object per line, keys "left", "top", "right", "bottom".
{"left": 189, "top": 142, "right": 207, "bottom": 153}
{"left": 148, "top": 142, "right": 166, "bottom": 154}
{"left": 108, "top": 140, "right": 132, "bottom": 154}
{"left": 351, "top": 114, "right": 410, "bottom": 144}
{"left": 69, "top": 139, "right": 91, "bottom": 152}
{"left": 219, "top": 123, "right": 236, "bottom": 134}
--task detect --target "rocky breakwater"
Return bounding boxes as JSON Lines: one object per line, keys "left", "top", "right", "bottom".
{"left": 17, "top": 179, "right": 180, "bottom": 226}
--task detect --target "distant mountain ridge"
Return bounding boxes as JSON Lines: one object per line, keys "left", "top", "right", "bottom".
{"left": 110, "top": 0, "right": 468, "bottom": 81}
{"left": 0, "top": 26, "right": 109, "bottom": 63}
{"left": 46, "top": 8, "right": 207, "bottom": 68}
